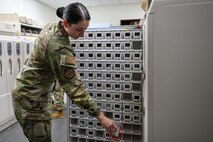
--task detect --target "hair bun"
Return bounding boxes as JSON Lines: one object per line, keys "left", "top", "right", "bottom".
{"left": 56, "top": 7, "right": 65, "bottom": 19}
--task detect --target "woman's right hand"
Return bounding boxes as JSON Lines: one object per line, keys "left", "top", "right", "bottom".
{"left": 96, "top": 112, "right": 117, "bottom": 136}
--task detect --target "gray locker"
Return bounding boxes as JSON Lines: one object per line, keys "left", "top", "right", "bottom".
{"left": 143, "top": 0, "right": 213, "bottom": 142}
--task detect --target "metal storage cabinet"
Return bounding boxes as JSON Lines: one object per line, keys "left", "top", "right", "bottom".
{"left": 143, "top": 0, "right": 213, "bottom": 142}
{"left": 0, "top": 36, "right": 34, "bottom": 131}
{"left": 68, "top": 27, "right": 143, "bottom": 142}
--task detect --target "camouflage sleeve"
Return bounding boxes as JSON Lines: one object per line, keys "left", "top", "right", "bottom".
{"left": 53, "top": 80, "right": 64, "bottom": 95}
{"left": 45, "top": 37, "right": 100, "bottom": 117}
{"left": 52, "top": 80, "right": 64, "bottom": 109}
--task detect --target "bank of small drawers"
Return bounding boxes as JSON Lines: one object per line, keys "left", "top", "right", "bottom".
{"left": 69, "top": 28, "right": 143, "bottom": 142}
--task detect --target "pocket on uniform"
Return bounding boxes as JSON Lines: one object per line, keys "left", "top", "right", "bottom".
{"left": 22, "top": 120, "right": 51, "bottom": 141}
{"left": 20, "top": 97, "right": 49, "bottom": 113}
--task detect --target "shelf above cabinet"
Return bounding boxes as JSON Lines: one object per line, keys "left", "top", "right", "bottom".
{"left": 21, "top": 23, "right": 42, "bottom": 30}
{"left": 21, "top": 23, "right": 42, "bottom": 37}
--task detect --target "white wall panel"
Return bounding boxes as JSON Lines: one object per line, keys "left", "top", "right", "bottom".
{"left": 88, "top": 3, "right": 145, "bottom": 26}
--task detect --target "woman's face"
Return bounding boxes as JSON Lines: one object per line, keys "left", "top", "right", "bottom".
{"left": 63, "top": 19, "right": 89, "bottom": 39}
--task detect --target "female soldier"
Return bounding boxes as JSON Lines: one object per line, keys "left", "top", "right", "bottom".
{"left": 12, "top": 2, "right": 117, "bottom": 142}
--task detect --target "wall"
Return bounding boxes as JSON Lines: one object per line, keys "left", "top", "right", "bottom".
{"left": 0, "top": 1, "right": 144, "bottom": 27}
{"left": 0, "top": 0, "right": 57, "bottom": 26}
{"left": 88, "top": 3, "right": 145, "bottom": 26}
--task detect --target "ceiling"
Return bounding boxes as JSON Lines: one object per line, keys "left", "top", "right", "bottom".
{"left": 36, "top": 0, "right": 141, "bottom": 9}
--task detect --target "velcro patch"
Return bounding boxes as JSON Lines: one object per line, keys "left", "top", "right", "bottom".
{"left": 66, "top": 56, "right": 76, "bottom": 65}
{"left": 59, "top": 48, "right": 67, "bottom": 54}
{"left": 64, "top": 69, "right": 75, "bottom": 78}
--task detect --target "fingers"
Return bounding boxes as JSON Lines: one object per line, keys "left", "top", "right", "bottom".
{"left": 106, "top": 122, "right": 117, "bottom": 136}
{"left": 98, "top": 115, "right": 118, "bottom": 136}
{"left": 111, "top": 122, "right": 117, "bottom": 129}
{"left": 108, "top": 123, "right": 113, "bottom": 135}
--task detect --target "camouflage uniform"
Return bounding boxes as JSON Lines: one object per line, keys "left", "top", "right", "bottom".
{"left": 52, "top": 80, "right": 64, "bottom": 111}
{"left": 12, "top": 21, "right": 100, "bottom": 142}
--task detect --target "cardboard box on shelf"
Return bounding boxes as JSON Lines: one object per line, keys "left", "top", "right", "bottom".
{"left": 19, "top": 16, "right": 27, "bottom": 24}
{"left": 0, "top": 13, "right": 19, "bottom": 23}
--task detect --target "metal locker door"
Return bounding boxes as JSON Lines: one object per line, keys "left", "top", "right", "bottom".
{"left": 144, "top": 1, "right": 213, "bottom": 142}
{"left": 7, "top": 39, "right": 21, "bottom": 125}
{"left": 0, "top": 93, "right": 10, "bottom": 131}
{"left": 14, "top": 39, "right": 23, "bottom": 77}
{"left": 22, "top": 40, "right": 32, "bottom": 62}
{"left": 7, "top": 91, "right": 16, "bottom": 124}
{"left": 0, "top": 92, "right": 16, "bottom": 132}
{"left": 5, "top": 39, "right": 15, "bottom": 92}
{"left": 0, "top": 40, "right": 7, "bottom": 95}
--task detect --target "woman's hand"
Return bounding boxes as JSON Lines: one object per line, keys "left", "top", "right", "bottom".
{"left": 96, "top": 112, "right": 117, "bottom": 136}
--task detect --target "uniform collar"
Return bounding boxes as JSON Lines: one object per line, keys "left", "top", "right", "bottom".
{"left": 57, "top": 21, "right": 68, "bottom": 37}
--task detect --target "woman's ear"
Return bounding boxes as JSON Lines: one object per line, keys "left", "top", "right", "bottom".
{"left": 63, "top": 19, "right": 70, "bottom": 28}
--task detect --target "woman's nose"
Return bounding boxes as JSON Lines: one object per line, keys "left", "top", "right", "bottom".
{"left": 80, "top": 30, "right": 86, "bottom": 37}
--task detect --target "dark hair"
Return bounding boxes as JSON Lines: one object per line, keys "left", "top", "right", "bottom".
{"left": 56, "top": 2, "right": 90, "bottom": 24}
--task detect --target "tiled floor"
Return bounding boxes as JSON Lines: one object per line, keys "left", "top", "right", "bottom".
{"left": 0, "top": 109, "right": 68, "bottom": 142}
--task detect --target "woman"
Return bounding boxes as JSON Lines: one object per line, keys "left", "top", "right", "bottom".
{"left": 12, "top": 2, "right": 117, "bottom": 142}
